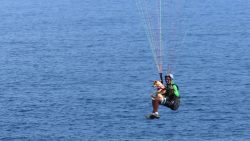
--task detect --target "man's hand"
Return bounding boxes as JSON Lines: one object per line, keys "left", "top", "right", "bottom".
{"left": 170, "top": 85, "right": 174, "bottom": 90}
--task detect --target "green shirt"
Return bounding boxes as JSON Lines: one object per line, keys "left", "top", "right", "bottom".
{"left": 173, "top": 84, "right": 179, "bottom": 97}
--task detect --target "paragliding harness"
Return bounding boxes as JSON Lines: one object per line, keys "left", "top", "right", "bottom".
{"left": 162, "top": 84, "right": 180, "bottom": 111}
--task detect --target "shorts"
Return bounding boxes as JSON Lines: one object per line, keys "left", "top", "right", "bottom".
{"left": 160, "top": 97, "right": 180, "bottom": 110}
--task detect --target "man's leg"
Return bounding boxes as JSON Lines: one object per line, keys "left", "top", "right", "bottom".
{"left": 152, "top": 94, "right": 163, "bottom": 113}
{"left": 152, "top": 99, "right": 159, "bottom": 113}
{"left": 146, "top": 95, "right": 164, "bottom": 119}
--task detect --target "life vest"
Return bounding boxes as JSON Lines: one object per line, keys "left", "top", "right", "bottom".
{"left": 164, "top": 83, "right": 180, "bottom": 110}
{"left": 165, "top": 84, "right": 179, "bottom": 97}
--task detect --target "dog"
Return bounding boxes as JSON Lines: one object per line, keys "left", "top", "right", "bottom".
{"left": 151, "top": 80, "right": 166, "bottom": 99}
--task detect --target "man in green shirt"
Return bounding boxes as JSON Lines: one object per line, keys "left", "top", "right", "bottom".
{"left": 146, "top": 73, "right": 180, "bottom": 119}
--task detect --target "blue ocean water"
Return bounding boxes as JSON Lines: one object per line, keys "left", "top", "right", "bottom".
{"left": 0, "top": 0, "right": 250, "bottom": 140}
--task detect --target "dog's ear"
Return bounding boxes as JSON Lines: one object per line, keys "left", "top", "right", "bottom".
{"left": 153, "top": 81, "right": 157, "bottom": 86}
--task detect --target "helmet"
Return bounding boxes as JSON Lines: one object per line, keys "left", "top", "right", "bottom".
{"left": 166, "top": 73, "right": 174, "bottom": 80}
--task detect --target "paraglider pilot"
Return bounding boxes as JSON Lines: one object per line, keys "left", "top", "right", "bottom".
{"left": 147, "top": 73, "right": 180, "bottom": 119}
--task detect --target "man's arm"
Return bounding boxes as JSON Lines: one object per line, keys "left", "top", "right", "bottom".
{"left": 173, "top": 85, "right": 179, "bottom": 97}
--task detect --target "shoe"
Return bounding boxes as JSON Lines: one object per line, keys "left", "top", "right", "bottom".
{"left": 145, "top": 113, "right": 160, "bottom": 119}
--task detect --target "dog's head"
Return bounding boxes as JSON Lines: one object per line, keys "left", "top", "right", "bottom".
{"left": 153, "top": 80, "right": 164, "bottom": 88}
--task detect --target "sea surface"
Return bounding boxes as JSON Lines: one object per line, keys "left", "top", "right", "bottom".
{"left": 0, "top": 0, "right": 250, "bottom": 140}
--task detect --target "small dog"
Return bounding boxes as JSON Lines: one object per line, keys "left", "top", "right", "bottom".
{"left": 151, "top": 80, "right": 166, "bottom": 99}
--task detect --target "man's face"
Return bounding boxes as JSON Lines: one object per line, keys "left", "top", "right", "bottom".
{"left": 166, "top": 76, "right": 171, "bottom": 84}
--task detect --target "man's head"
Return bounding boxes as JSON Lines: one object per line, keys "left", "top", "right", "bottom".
{"left": 165, "top": 73, "right": 174, "bottom": 84}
